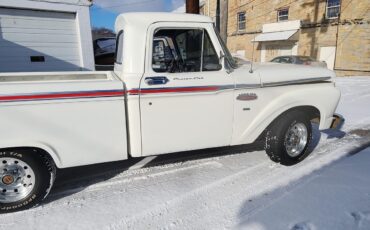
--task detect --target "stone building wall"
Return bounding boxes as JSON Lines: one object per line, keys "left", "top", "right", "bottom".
{"left": 202, "top": 0, "right": 370, "bottom": 76}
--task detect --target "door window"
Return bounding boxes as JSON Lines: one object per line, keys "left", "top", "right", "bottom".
{"left": 152, "top": 29, "right": 221, "bottom": 73}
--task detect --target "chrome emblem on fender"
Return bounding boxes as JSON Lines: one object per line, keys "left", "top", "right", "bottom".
{"left": 237, "top": 93, "right": 258, "bottom": 101}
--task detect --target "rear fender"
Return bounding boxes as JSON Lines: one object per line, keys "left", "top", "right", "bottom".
{"left": 0, "top": 141, "right": 61, "bottom": 168}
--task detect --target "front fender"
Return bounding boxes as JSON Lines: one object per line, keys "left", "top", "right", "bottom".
{"left": 231, "top": 83, "right": 341, "bottom": 145}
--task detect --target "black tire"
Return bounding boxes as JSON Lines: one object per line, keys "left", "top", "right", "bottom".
{"left": 265, "top": 111, "right": 312, "bottom": 166}
{"left": 0, "top": 149, "right": 56, "bottom": 213}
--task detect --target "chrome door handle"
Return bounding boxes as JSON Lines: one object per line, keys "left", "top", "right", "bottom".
{"left": 145, "top": 76, "right": 169, "bottom": 85}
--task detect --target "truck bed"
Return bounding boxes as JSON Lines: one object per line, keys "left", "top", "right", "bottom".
{"left": 0, "top": 71, "right": 114, "bottom": 83}
{"left": 0, "top": 71, "right": 128, "bottom": 168}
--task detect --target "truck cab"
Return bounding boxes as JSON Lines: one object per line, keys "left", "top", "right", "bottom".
{"left": 113, "top": 13, "right": 339, "bottom": 158}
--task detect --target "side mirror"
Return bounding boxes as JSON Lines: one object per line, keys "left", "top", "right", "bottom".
{"left": 152, "top": 40, "right": 174, "bottom": 72}
{"left": 153, "top": 40, "right": 165, "bottom": 61}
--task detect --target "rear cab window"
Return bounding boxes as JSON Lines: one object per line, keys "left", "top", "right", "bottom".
{"left": 115, "top": 31, "right": 124, "bottom": 65}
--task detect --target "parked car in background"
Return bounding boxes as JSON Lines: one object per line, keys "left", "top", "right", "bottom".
{"left": 270, "top": 56, "right": 327, "bottom": 68}
{"left": 93, "top": 37, "right": 116, "bottom": 70}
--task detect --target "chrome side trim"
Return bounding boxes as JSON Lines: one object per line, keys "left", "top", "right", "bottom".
{"left": 131, "top": 77, "right": 332, "bottom": 95}
{"left": 262, "top": 77, "right": 332, "bottom": 87}
{"left": 235, "top": 84, "right": 261, "bottom": 89}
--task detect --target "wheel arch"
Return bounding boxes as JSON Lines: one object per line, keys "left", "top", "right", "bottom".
{"left": 270, "top": 105, "right": 320, "bottom": 126}
{"left": 257, "top": 105, "right": 320, "bottom": 139}
{"left": 234, "top": 104, "right": 322, "bottom": 145}
{"left": 0, "top": 144, "right": 61, "bottom": 168}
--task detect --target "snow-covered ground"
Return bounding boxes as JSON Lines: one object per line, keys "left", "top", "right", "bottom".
{"left": 1, "top": 77, "right": 370, "bottom": 230}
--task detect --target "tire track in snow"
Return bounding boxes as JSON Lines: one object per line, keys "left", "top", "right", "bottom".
{"left": 51, "top": 149, "right": 251, "bottom": 198}
{"left": 47, "top": 160, "right": 225, "bottom": 207}
{"left": 106, "top": 132, "right": 370, "bottom": 230}
{"left": 43, "top": 147, "right": 261, "bottom": 209}
{"left": 107, "top": 160, "right": 271, "bottom": 230}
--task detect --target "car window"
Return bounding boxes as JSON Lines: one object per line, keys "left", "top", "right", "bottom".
{"left": 175, "top": 29, "right": 202, "bottom": 72}
{"left": 152, "top": 29, "right": 221, "bottom": 73}
{"left": 96, "top": 39, "right": 116, "bottom": 53}
{"left": 202, "top": 31, "right": 220, "bottom": 71}
{"left": 213, "top": 26, "right": 238, "bottom": 69}
{"left": 271, "top": 57, "right": 280, "bottom": 63}
{"left": 280, "top": 57, "right": 292, "bottom": 63}
{"left": 115, "top": 31, "right": 124, "bottom": 64}
{"left": 297, "top": 56, "right": 315, "bottom": 62}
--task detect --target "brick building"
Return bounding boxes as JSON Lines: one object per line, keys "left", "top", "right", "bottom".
{"left": 201, "top": 0, "right": 370, "bottom": 76}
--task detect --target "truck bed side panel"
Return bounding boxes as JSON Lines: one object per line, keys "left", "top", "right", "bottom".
{"left": 0, "top": 74, "right": 128, "bottom": 168}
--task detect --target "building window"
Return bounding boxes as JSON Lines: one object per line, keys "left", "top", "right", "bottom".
{"left": 326, "top": 0, "right": 341, "bottom": 19}
{"left": 237, "top": 12, "right": 246, "bottom": 31}
{"left": 277, "top": 8, "right": 289, "bottom": 22}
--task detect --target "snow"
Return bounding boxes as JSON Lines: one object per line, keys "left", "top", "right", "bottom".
{"left": 1, "top": 76, "right": 370, "bottom": 229}
{"left": 240, "top": 146, "right": 370, "bottom": 230}
{"left": 335, "top": 76, "right": 370, "bottom": 130}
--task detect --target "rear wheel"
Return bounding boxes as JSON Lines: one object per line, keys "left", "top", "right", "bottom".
{"left": 0, "top": 149, "right": 55, "bottom": 213}
{"left": 265, "top": 111, "right": 312, "bottom": 166}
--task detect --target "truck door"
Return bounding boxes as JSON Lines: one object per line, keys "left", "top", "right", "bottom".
{"left": 139, "top": 22, "right": 234, "bottom": 156}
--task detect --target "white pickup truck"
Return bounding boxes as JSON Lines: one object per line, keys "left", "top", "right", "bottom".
{"left": 0, "top": 13, "right": 341, "bottom": 212}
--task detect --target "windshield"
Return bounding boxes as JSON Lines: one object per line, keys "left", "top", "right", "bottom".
{"left": 213, "top": 26, "right": 238, "bottom": 69}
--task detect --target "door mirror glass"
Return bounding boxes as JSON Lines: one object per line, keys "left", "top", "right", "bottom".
{"left": 152, "top": 39, "right": 174, "bottom": 72}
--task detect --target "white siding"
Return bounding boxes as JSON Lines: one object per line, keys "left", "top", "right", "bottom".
{"left": 0, "top": 7, "right": 81, "bottom": 72}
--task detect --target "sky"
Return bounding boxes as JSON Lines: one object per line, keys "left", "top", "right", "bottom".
{"left": 90, "top": 0, "right": 185, "bottom": 30}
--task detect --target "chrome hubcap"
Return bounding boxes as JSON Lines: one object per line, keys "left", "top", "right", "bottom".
{"left": 0, "top": 158, "right": 35, "bottom": 203}
{"left": 2, "top": 175, "right": 14, "bottom": 185}
{"left": 284, "top": 123, "right": 308, "bottom": 157}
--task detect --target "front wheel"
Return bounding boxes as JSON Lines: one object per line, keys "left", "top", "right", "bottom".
{"left": 265, "top": 111, "right": 313, "bottom": 166}
{"left": 0, "top": 149, "right": 56, "bottom": 213}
